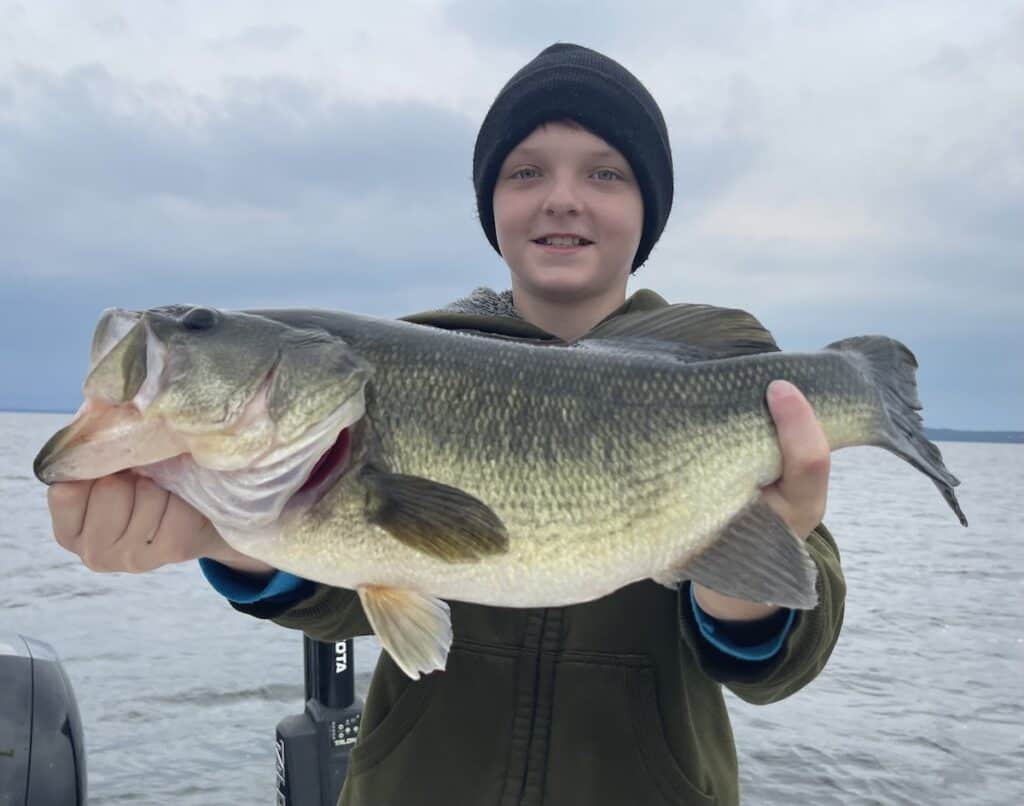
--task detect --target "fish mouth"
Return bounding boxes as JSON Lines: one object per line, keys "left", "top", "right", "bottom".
{"left": 283, "top": 420, "right": 360, "bottom": 513}
{"left": 34, "top": 398, "right": 186, "bottom": 484}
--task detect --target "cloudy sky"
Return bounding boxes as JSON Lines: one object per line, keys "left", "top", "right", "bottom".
{"left": 0, "top": 0, "right": 1020, "bottom": 428}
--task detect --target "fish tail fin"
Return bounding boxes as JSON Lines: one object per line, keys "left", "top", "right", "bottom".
{"left": 826, "top": 336, "right": 968, "bottom": 526}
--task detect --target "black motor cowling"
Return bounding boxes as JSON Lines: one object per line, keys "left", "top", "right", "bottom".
{"left": 0, "top": 634, "right": 87, "bottom": 805}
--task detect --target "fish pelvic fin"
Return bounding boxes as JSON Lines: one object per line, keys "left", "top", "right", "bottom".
{"left": 583, "top": 303, "right": 780, "bottom": 358}
{"left": 826, "top": 336, "right": 968, "bottom": 527}
{"left": 658, "top": 500, "right": 819, "bottom": 609}
{"left": 357, "top": 586, "right": 452, "bottom": 680}
{"left": 363, "top": 469, "right": 510, "bottom": 562}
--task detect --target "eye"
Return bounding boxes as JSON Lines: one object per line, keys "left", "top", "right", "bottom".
{"left": 511, "top": 166, "right": 540, "bottom": 180}
{"left": 593, "top": 168, "right": 622, "bottom": 182}
{"left": 182, "top": 307, "right": 218, "bottom": 331}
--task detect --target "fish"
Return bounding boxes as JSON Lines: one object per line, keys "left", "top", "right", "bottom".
{"left": 34, "top": 303, "right": 967, "bottom": 679}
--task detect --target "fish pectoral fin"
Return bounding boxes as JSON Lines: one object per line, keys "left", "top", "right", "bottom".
{"left": 583, "top": 303, "right": 780, "bottom": 357}
{"left": 363, "top": 469, "right": 509, "bottom": 562}
{"left": 357, "top": 586, "right": 452, "bottom": 680}
{"left": 671, "top": 500, "right": 819, "bottom": 609}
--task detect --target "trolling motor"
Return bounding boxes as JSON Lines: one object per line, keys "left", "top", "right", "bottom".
{"left": 0, "top": 634, "right": 87, "bottom": 805}
{"left": 275, "top": 637, "right": 363, "bottom": 805}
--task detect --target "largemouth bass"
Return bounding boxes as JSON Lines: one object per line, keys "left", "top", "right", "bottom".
{"left": 34, "top": 303, "right": 966, "bottom": 679}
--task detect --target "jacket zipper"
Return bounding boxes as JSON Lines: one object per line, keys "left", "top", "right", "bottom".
{"left": 511, "top": 607, "right": 566, "bottom": 806}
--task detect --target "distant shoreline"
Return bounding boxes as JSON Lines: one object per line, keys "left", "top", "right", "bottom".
{"left": 923, "top": 429, "right": 1023, "bottom": 444}
{"left": 3, "top": 409, "right": 1020, "bottom": 444}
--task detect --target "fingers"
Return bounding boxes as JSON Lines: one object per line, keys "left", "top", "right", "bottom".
{"left": 114, "top": 476, "right": 174, "bottom": 572}
{"left": 121, "top": 476, "right": 171, "bottom": 548}
{"left": 148, "top": 490, "right": 216, "bottom": 567}
{"left": 67, "top": 473, "right": 135, "bottom": 571}
{"left": 48, "top": 480, "right": 95, "bottom": 549}
{"left": 46, "top": 473, "right": 216, "bottom": 574}
{"left": 762, "top": 380, "right": 831, "bottom": 539}
{"left": 80, "top": 473, "right": 136, "bottom": 559}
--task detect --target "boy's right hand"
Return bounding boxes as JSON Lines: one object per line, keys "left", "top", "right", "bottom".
{"left": 47, "top": 473, "right": 275, "bottom": 578}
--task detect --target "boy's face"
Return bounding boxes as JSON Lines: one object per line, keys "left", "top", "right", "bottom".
{"left": 492, "top": 122, "right": 644, "bottom": 304}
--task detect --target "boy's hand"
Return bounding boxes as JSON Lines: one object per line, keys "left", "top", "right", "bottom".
{"left": 693, "top": 380, "right": 830, "bottom": 621}
{"left": 758, "top": 380, "right": 831, "bottom": 541}
{"left": 47, "top": 473, "right": 275, "bottom": 577}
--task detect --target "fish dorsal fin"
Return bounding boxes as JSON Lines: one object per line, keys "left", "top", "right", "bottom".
{"left": 362, "top": 469, "right": 509, "bottom": 562}
{"left": 451, "top": 329, "right": 570, "bottom": 348}
{"left": 401, "top": 311, "right": 562, "bottom": 341}
{"left": 358, "top": 586, "right": 452, "bottom": 679}
{"left": 583, "top": 304, "right": 780, "bottom": 358}
{"left": 575, "top": 338, "right": 727, "bottom": 364}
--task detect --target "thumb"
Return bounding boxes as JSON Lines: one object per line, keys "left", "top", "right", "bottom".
{"left": 764, "top": 380, "right": 831, "bottom": 536}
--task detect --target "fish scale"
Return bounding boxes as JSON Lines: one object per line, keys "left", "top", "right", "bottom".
{"left": 268, "top": 340, "right": 882, "bottom": 603}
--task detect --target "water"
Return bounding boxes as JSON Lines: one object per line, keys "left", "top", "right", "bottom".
{"left": 2, "top": 412, "right": 1021, "bottom": 805}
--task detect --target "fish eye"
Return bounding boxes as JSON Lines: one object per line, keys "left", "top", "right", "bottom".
{"left": 182, "top": 307, "right": 218, "bottom": 331}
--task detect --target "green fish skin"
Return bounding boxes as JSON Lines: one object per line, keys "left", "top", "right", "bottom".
{"left": 34, "top": 304, "right": 966, "bottom": 679}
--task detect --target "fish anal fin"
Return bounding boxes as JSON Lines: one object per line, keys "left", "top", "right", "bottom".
{"left": 664, "top": 500, "right": 818, "bottom": 609}
{"left": 363, "top": 469, "right": 509, "bottom": 562}
{"left": 357, "top": 586, "right": 452, "bottom": 680}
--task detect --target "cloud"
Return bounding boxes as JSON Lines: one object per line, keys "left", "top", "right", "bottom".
{"left": 441, "top": 1, "right": 763, "bottom": 54}
{"left": 0, "top": 65, "right": 486, "bottom": 285}
{"left": 87, "top": 13, "right": 128, "bottom": 37}
{"left": 1, "top": 65, "right": 474, "bottom": 201}
{"left": 209, "top": 24, "right": 303, "bottom": 51}
{"left": 919, "top": 44, "right": 975, "bottom": 81}
{"left": 694, "top": 201, "right": 886, "bottom": 247}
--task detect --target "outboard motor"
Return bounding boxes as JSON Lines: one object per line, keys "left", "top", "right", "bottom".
{"left": 0, "top": 634, "right": 87, "bottom": 805}
{"left": 275, "top": 637, "right": 363, "bottom": 805}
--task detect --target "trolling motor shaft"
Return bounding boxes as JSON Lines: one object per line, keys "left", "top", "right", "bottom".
{"left": 276, "top": 637, "right": 363, "bottom": 805}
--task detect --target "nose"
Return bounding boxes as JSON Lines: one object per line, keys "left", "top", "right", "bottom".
{"left": 543, "top": 176, "right": 582, "bottom": 216}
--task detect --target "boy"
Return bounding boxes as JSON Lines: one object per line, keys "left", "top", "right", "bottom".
{"left": 48, "top": 43, "right": 844, "bottom": 805}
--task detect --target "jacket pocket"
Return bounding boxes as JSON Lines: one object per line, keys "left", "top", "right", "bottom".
{"left": 627, "top": 666, "right": 716, "bottom": 806}
{"left": 341, "top": 645, "right": 518, "bottom": 806}
{"left": 546, "top": 655, "right": 715, "bottom": 806}
{"left": 346, "top": 660, "right": 438, "bottom": 774}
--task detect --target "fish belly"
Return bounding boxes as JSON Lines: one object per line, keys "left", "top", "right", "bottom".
{"left": 247, "top": 409, "right": 784, "bottom": 608}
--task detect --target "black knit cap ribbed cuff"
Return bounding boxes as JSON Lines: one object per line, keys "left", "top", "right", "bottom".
{"left": 473, "top": 43, "right": 673, "bottom": 271}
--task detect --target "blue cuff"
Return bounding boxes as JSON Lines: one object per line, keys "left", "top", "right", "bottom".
{"left": 689, "top": 585, "right": 796, "bottom": 661}
{"left": 199, "top": 558, "right": 311, "bottom": 604}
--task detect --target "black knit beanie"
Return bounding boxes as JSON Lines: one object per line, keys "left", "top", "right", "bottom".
{"left": 473, "top": 43, "right": 673, "bottom": 272}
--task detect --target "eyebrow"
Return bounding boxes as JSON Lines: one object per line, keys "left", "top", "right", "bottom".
{"left": 509, "top": 146, "right": 621, "bottom": 161}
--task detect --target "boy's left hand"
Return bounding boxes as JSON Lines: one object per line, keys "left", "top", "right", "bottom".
{"left": 759, "top": 379, "right": 831, "bottom": 541}
{"left": 692, "top": 379, "right": 831, "bottom": 621}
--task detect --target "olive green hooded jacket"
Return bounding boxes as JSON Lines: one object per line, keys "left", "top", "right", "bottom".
{"left": 231, "top": 289, "right": 846, "bottom": 806}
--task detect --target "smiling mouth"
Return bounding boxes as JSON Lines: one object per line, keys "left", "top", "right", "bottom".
{"left": 532, "top": 236, "right": 593, "bottom": 247}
